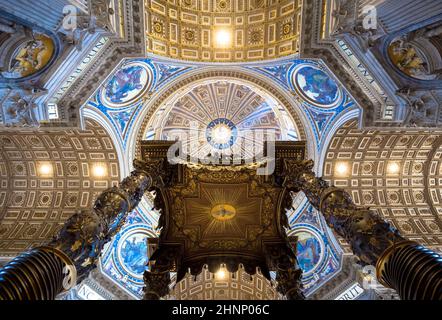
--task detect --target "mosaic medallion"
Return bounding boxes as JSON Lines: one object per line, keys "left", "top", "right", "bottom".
{"left": 294, "top": 230, "right": 323, "bottom": 274}
{"left": 388, "top": 40, "right": 434, "bottom": 80}
{"left": 102, "top": 61, "right": 153, "bottom": 107}
{"left": 100, "top": 210, "right": 158, "bottom": 298}
{"left": 293, "top": 65, "right": 341, "bottom": 107}
{"left": 116, "top": 228, "right": 150, "bottom": 280}
{"left": 2, "top": 34, "right": 55, "bottom": 79}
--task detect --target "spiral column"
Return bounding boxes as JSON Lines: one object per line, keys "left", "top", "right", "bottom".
{"left": 0, "top": 159, "right": 164, "bottom": 300}
{"left": 0, "top": 247, "right": 71, "bottom": 300}
{"left": 376, "top": 241, "right": 442, "bottom": 300}
{"left": 282, "top": 159, "right": 442, "bottom": 300}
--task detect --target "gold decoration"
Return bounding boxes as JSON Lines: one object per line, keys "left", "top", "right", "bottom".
{"left": 388, "top": 40, "right": 430, "bottom": 80}
{"left": 210, "top": 204, "right": 237, "bottom": 221}
{"left": 140, "top": 141, "right": 307, "bottom": 300}
{"left": 217, "top": 0, "right": 229, "bottom": 10}
{"left": 184, "top": 30, "right": 195, "bottom": 41}
{"left": 144, "top": 0, "right": 300, "bottom": 62}
{"left": 153, "top": 21, "right": 163, "bottom": 34}
{"left": 6, "top": 34, "right": 55, "bottom": 78}
{"left": 283, "top": 23, "right": 292, "bottom": 35}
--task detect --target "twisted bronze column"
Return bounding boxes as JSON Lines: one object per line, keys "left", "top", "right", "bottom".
{"left": 142, "top": 243, "right": 179, "bottom": 300}
{"left": 282, "top": 159, "right": 442, "bottom": 300}
{"left": 0, "top": 159, "right": 162, "bottom": 300}
{"left": 264, "top": 243, "right": 305, "bottom": 300}
{"left": 143, "top": 270, "right": 171, "bottom": 300}
{"left": 0, "top": 247, "right": 72, "bottom": 300}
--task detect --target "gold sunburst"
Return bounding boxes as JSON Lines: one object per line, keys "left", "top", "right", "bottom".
{"left": 210, "top": 204, "right": 237, "bottom": 221}
{"left": 185, "top": 183, "right": 261, "bottom": 237}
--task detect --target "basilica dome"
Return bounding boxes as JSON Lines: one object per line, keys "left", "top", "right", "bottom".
{"left": 143, "top": 79, "right": 300, "bottom": 160}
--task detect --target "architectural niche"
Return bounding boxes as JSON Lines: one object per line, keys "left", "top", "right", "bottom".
{"left": 0, "top": 119, "right": 120, "bottom": 256}
{"left": 323, "top": 119, "right": 442, "bottom": 253}
{"left": 144, "top": 0, "right": 301, "bottom": 62}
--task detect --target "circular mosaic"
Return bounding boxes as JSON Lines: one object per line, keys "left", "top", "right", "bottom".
{"left": 388, "top": 40, "right": 434, "bottom": 80}
{"left": 295, "top": 230, "right": 323, "bottom": 274}
{"left": 293, "top": 65, "right": 341, "bottom": 107}
{"left": 2, "top": 34, "right": 55, "bottom": 79}
{"left": 102, "top": 61, "right": 153, "bottom": 107}
{"left": 117, "top": 229, "right": 150, "bottom": 279}
{"left": 206, "top": 118, "right": 238, "bottom": 150}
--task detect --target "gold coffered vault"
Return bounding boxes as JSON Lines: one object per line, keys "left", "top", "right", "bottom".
{"left": 141, "top": 141, "right": 306, "bottom": 300}
{"left": 145, "top": 0, "right": 301, "bottom": 62}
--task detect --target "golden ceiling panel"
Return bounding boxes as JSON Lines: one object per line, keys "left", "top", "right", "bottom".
{"left": 145, "top": 0, "right": 301, "bottom": 62}
{"left": 184, "top": 183, "right": 263, "bottom": 239}
{"left": 0, "top": 120, "right": 120, "bottom": 256}
{"left": 323, "top": 119, "right": 442, "bottom": 254}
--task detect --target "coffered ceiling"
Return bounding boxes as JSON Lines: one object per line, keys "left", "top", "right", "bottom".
{"left": 151, "top": 80, "right": 299, "bottom": 159}
{"left": 323, "top": 119, "right": 442, "bottom": 254}
{"left": 144, "top": 0, "right": 301, "bottom": 62}
{"left": 0, "top": 119, "right": 120, "bottom": 256}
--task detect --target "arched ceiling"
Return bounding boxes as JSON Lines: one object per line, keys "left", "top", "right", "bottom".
{"left": 0, "top": 119, "right": 120, "bottom": 256}
{"left": 144, "top": 0, "right": 300, "bottom": 62}
{"left": 145, "top": 79, "right": 299, "bottom": 159}
{"left": 1, "top": 0, "right": 441, "bottom": 301}
{"left": 323, "top": 119, "right": 442, "bottom": 254}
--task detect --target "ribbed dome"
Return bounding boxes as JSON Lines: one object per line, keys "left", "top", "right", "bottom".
{"left": 146, "top": 79, "right": 299, "bottom": 160}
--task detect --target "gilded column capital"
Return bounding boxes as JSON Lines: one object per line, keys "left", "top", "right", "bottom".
{"left": 143, "top": 270, "right": 171, "bottom": 300}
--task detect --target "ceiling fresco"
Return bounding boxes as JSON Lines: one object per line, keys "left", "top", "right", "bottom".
{"left": 1, "top": 0, "right": 442, "bottom": 302}
{"left": 100, "top": 201, "right": 159, "bottom": 298}
{"left": 286, "top": 201, "right": 341, "bottom": 295}
{"left": 86, "top": 57, "right": 359, "bottom": 153}
{"left": 87, "top": 58, "right": 191, "bottom": 149}
{"left": 83, "top": 55, "right": 361, "bottom": 298}
{"left": 292, "top": 65, "right": 342, "bottom": 107}
{"left": 101, "top": 62, "right": 155, "bottom": 107}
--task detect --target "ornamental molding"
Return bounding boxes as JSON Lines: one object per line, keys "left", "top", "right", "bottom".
{"left": 300, "top": 0, "right": 384, "bottom": 128}
{"left": 47, "top": 0, "right": 146, "bottom": 128}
